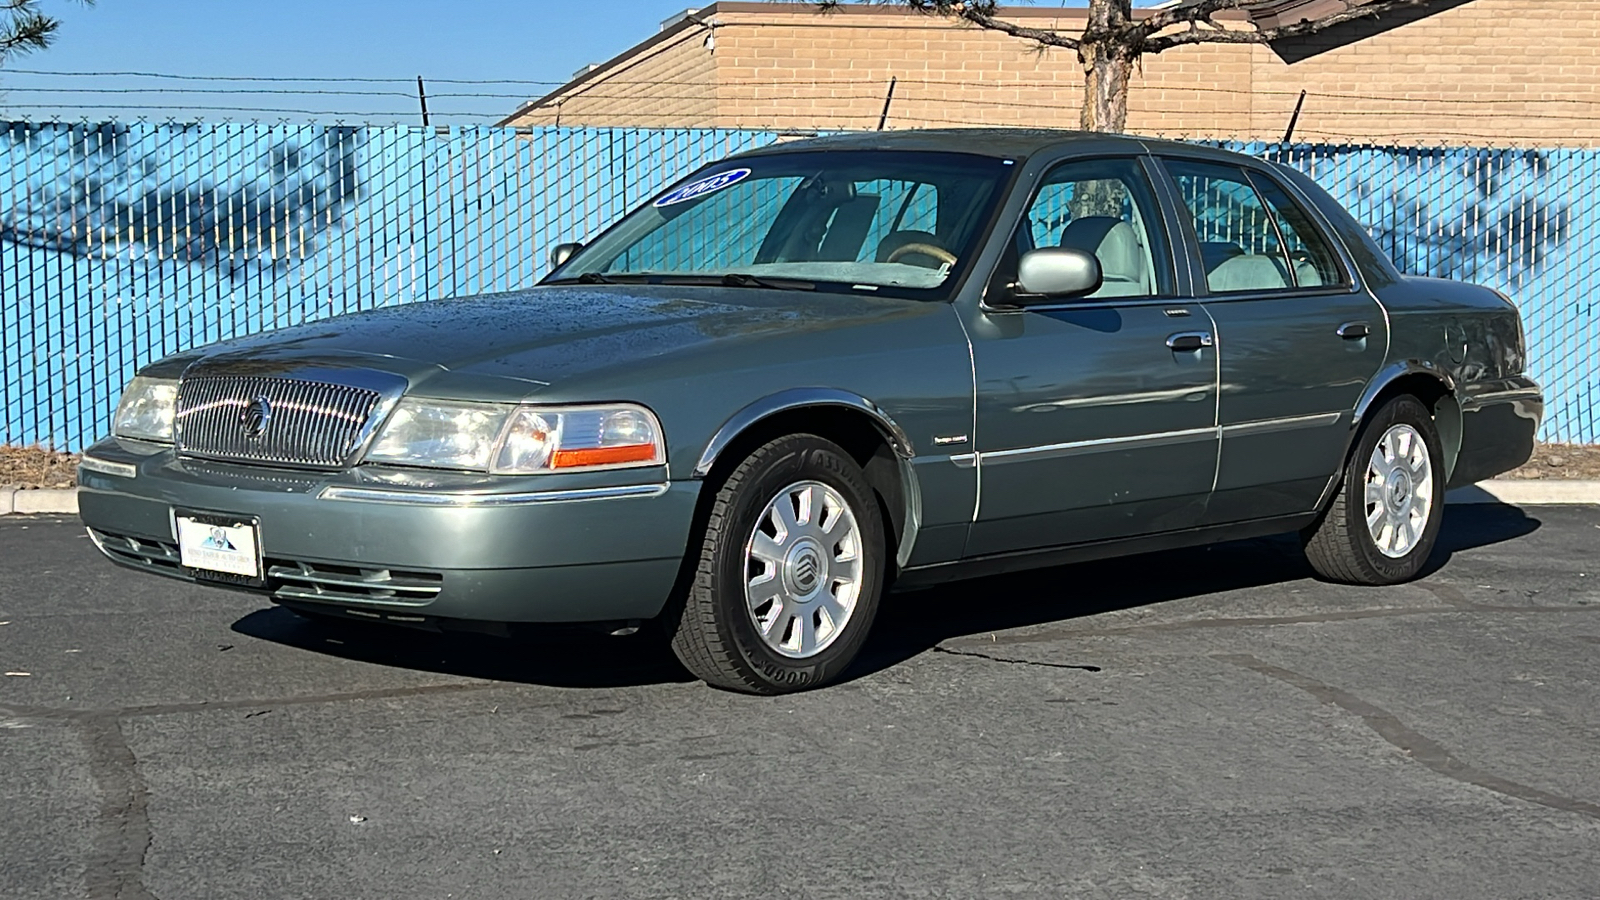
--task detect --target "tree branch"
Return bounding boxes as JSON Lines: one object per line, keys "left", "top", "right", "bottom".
{"left": 1146, "top": 0, "right": 1436, "bottom": 52}
{"left": 954, "top": 7, "right": 1081, "bottom": 51}
{"left": 0, "top": 9, "right": 57, "bottom": 57}
{"left": 817, "top": 1, "right": 1079, "bottom": 50}
{"left": 1140, "top": 0, "right": 1254, "bottom": 35}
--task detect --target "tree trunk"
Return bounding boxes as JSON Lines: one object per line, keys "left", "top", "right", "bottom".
{"left": 1079, "top": 42, "right": 1134, "bottom": 133}
{"left": 1078, "top": 0, "right": 1136, "bottom": 133}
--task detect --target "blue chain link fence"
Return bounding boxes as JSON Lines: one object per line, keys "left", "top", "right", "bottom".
{"left": 2, "top": 123, "right": 1595, "bottom": 450}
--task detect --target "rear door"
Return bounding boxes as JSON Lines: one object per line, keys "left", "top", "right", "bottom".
{"left": 963, "top": 155, "right": 1219, "bottom": 557}
{"left": 1156, "top": 157, "right": 1387, "bottom": 524}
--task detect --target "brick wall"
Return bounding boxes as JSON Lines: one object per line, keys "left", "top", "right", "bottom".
{"left": 510, "top": 20, "right": 717, "bottom": 128}
{"left": 503, "top": 1, "right": 1600, "bottom": 147}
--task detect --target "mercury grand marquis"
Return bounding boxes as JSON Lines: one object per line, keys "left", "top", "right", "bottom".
{"left": 79, "top": 130, "right": 1542, "bottom": 693}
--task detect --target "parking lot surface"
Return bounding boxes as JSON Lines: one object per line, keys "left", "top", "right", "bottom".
{"left": 2, "top": 504, "right": 1598, "bottom": 900}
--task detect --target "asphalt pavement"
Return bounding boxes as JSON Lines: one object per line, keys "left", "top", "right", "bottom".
{"left": 1, "top": 504, "right": 1597, "bottom": 900}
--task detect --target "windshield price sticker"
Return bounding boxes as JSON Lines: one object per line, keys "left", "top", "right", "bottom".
{"left": 653, "top": 168, "right": 752, "bottom": 207}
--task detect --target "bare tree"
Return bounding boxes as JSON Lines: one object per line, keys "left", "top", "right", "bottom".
{"left": 821, "top": 1, "right": 1442, "bottom": 132}
{"left": 1, "top": 0, "right": 92, "bottom": 62}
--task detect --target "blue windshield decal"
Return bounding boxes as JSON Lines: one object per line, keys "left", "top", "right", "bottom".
{"left": 652, "top": 168, "right": 752, "bottom": 208}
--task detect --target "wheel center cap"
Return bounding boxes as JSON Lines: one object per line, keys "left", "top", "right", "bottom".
{"left": 1388, "top": 467, "right": 1412, "bottom": 509}
{"left": 784, "top": 540, "right": 826, "bottom": 598}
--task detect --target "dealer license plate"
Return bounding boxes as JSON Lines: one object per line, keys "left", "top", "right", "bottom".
{"left": 175, "top": 511, "right": 262, "bottom": 583}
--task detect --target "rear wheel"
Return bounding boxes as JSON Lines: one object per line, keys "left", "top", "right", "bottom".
{"left": 666, "top": 434, "right": 886, "bottom": 694}
{"left": 1303, "top": 395, "right": 1444, "bottom": 585}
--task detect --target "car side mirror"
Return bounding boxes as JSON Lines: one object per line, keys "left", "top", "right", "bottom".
{"left": 550, "top": 242, "right": 583, "bottom": 270}
{"left": 1010, "top": 248, "right": 1102, "bottom": 305}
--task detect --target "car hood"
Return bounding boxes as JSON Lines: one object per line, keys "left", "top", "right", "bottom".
{"left": 183, "top": 284, "right": 927, "bottom": 399}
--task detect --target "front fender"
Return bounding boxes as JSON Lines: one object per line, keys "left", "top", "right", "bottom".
{"left": 692, "top": 387, "right": 914, "bottom": 477}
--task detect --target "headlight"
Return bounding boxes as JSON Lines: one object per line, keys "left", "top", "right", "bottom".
{"left": 112, "top": 375, "right": 179, "bottom": 442}
{"left": 365, "top": 401, "right": 665, "bottom": 474}
{"left": 366, "top": 399, "right": 509, "bottom": 469}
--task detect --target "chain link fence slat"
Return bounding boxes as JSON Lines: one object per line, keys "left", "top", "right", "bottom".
{"left": 1, "top": 123, "right": 1592, "bottom": 450}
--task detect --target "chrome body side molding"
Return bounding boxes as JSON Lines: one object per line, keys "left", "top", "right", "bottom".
{"left": 1220, "top": 411, "right": 1343, "bottom": 437}
{"left": 962, "top": 413, "right": 1343, "bottom": 468}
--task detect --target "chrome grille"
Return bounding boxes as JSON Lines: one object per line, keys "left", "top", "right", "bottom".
{"left": 268, "top": 560, "right": 444, "bottom": 606}
{"left": 175, "top": 376, "right": 383, "bottom": 468}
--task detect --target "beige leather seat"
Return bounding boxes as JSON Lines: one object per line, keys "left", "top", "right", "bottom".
{"left": 1207, "top": 254, "right": 1293, "bottom": 292}
{"left": 1057, "top": 217, "right": 1150, "bottom": 297}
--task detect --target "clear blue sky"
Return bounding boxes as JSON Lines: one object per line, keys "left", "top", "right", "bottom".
{"left": 0, "top": 0, "right": 1086, "bottom": 123}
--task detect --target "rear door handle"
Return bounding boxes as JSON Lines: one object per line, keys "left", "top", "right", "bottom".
{"left": 1166, "top": 331, "right": 1214, "bottom": 352}
{"left": 1337, "top": 321, "right": 1371, "bottom": 340}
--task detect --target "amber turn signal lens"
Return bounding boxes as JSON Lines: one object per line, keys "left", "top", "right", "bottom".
{"left": 550, "top": 444, "right": 660, "bottom": 468}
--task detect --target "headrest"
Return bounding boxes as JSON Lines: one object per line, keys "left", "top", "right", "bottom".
{"left": 1060, "top": 217, "right": 1144, "bottom": 285}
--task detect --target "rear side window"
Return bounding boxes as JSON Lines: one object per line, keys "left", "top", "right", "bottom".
{"left": 1164, "top": 159, "right": 1343, "bottom": 294}
{"left": 1247, "top": 174, "right": 1344, "bottom": 288}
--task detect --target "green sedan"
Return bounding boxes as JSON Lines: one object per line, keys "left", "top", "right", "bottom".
{"left": 79, "top": 130, "right": 1542, "bottom": 694}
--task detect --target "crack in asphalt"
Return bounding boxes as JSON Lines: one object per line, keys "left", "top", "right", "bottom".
{"left": 83, "top": 718, "right": 156, "bottom": 900}
{"left": 943, "top": 597, "right": 1600, "bottom": 650}
{"left": 0, "top": 680, "right": 500, "bottom": 723}
{"left": 1216, "top": 652, "right": 1600, "bottom": 823}
{"left": 932, "top": 646, "right": 1103, "bottom": 671}
{"left": 0, "top": 680, "right": 504, "bottom": 900}
{"left": 1413, "top": 581, "right": 1482, "bottom": 609}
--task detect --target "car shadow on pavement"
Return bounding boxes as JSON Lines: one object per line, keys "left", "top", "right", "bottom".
{"left": 231, "top": 608, "right": 697, "bottom": 689}
{"left": 847, "top": 502, "right": 1543, "bottom": 683}
{"left": 231, "top": 504, "right": 1539, "bottom": 691}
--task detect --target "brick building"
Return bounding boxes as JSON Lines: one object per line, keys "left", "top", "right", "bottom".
{"left": 499, "top": 0, "right": 1600, "bottom": 147}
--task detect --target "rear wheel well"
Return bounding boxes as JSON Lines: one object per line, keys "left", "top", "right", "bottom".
{"left": 1359, "top": 373, "right": 1461, "bottom": 482}
{"left": 695, "top": 406, "right": 907, "bottom": 574}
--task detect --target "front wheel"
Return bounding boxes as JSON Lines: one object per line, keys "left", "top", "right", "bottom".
{"left": 665, "top": 434, "right": 886, "bottom": 694}
{"left": 1303, "top": 395, "right": 1445, "bottom": 585}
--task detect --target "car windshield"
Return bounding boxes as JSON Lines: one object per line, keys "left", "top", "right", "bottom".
{"left": 545, "top": 150, "right": 1013, "bottom": 298}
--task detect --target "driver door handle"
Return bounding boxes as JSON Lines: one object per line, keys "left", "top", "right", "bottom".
{"left": 1166, "top": 331, "right": 1214, "bottom": 352}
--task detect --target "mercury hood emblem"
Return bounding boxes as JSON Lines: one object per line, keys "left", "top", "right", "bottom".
{"left": 240, "top": 396, "right": 272, "bottom": 439}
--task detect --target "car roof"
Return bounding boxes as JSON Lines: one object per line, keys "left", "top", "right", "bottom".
{"left": 730, "top": 128, "right": 1243, "bottom": 163}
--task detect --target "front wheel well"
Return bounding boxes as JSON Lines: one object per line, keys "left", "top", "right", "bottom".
{"left": 694, "top": 405, "right": 909, "bottom": 573}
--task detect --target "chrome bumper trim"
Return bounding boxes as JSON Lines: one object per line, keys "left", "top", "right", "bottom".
{"left": 317, "top": 482, "right": 669, "bottom": 506}
{"left": 80, "top": 455, "right": 139, "bottom": 479}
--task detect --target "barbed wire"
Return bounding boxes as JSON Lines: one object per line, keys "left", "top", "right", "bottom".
{"left": 3, "top": 70, "right": 1598, "bottom": 107}
{"left": 1, "top": 70, "right": 1595, "bottom": 142}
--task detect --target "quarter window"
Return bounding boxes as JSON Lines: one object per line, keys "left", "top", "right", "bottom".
{"left": 1165, "top": 160, "right": 1342, "bottom": 294}
{"left": 1248, "top": 174, "right": 1344, "bottom": 288}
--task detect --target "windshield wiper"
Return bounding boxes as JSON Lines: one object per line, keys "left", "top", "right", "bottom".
{"left": 575, "top": 272, "right": 650, "bottom": 285}
{"left": 552, "top": 271, "right": 814, "bottom": 291}
{"left": 719, "top": 272, "right": 815, "bottom": 291}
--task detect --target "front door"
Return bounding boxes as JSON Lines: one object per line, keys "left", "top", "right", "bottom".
{"left": 964, "top": 156, "right": 1220, "bottom": 558}
{"left": 1158, "top": 158, "right": 1387, "bottom": 524}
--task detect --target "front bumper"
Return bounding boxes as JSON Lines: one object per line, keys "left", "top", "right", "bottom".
{"left": 77, "top": 439, "right": 701, "bottom": 623}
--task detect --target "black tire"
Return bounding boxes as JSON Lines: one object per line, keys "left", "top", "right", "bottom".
{"left": 664, "top": 434, "right": 887, "bottom": 694}
{"left": 1303, "top": 395, "right": 1445, "bottom": 585}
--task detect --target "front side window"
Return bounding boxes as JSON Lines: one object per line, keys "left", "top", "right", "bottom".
{"left": 1165, "top": 159, "right": 1343, "bottom": 294}
{"left": 987, "top": 156, "right": 1169, "bottom": 302}
{"left": 548, "top": 150, "right": 1012, "bottom": 299}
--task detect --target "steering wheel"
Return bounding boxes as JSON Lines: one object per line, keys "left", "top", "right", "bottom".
{"left": 885, "top": 242, "right": 958, "bottom": 266}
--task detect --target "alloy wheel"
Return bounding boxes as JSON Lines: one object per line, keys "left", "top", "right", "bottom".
{"left": 1364, "top": 423, "right": 1435, "bottom": 559}
{"left": 743, "top": 480, "right": 864, "bottom": 659}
